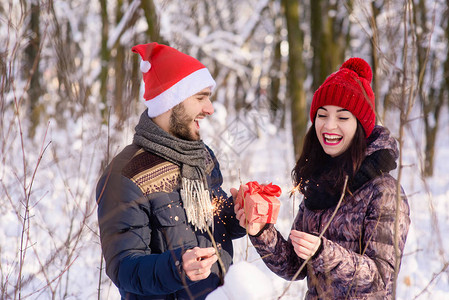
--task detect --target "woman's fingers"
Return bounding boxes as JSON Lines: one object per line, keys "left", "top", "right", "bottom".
{"left": 230, "top": 187, "right": 238, "bottom": 199}
{"left": 292, "top": 241, "right": 315, "bottom": 260}
{"left": 290, "top": 230, "right": 321, "bottom": 260}
{"left": 291, "top": 230, "right": 319, "bottom": 242}
{"left": 291, "top": 235, "right": 316, "bottom": 250}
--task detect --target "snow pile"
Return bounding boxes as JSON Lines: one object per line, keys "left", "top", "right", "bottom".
{"left": 206, "top": 261, "right": 274, "bottom": 300}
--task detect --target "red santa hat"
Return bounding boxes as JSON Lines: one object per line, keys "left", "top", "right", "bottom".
{"left": 132, "top": 43, "right": 216, "bottom": 117}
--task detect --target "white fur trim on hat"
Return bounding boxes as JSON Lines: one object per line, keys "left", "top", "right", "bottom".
{"left": 145, "top": 68, "right": 216, "bottom": 118}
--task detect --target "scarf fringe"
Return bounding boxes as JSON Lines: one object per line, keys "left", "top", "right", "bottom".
{"left": 181, "top": 178, "right": 213, "bottom": 232}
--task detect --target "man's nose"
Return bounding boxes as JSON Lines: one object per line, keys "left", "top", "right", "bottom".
{"left": 203, "top": 98, "right": 214, "bottom": 115}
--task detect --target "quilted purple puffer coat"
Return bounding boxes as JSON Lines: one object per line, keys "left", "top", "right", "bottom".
{"left": 250, "top": 126, "right": 410, "bottom": 299}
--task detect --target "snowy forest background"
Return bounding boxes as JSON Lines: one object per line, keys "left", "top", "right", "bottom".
{"left": 1, "top": 0, "right": 448, "bottom": 299}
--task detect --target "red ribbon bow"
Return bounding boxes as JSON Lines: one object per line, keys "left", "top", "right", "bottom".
{"left": 245, "top": 181, "right": 282, "bottom": 197}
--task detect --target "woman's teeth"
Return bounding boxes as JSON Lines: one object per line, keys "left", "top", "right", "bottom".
{"left": 324, "top": 134, "right": 342, "bottom": 143}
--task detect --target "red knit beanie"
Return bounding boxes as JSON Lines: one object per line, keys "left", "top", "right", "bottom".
{"left": 309, "top": 57, "right": 375, "bottom": 137}
{"left": 132, "top": 43, "right": 216, "bottom": 118}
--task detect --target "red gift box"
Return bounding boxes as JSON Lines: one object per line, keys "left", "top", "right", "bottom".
{"left": 235, "top": 181, "right": 281, "bottom": 224}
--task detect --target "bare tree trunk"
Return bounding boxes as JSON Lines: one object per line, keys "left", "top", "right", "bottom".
{"left": 114, "top": 0, "right": 125, "bottom": 128}
{"left": 99, "top": 0, "right": 110, "bottom": 121}
{"left": 25, "top": 2, "right": 42, "bottom": 138}
{"left": 269, "top": 4, "right": 282, "bottom": 123}
{"left": 310, "top": 0, "right": 326, "bottom": 92}
{"left": 102, "top": 0, "right": 160, "bottom": 127}
{"left": 282, "top": 0, "right": 306, "bottom": 158}
{"left": 412, "top": 0, "right": 443, "bottom": 177}
{"left": 141, "top": 0, "right": 164, "bottom": 43}
{"left": 130, "top": 42, "right": 141, "bottom": 104}
{"left": 329, "top": 0, "right": 351, "bottom": 70}
{"left": 234, "top": 76, "right": 246, "bottom": 111}
{"left": 310, "top": 0, "right": 349, "bottom": 92}
{"left": 370, "top": 1, "right": 381, "bottom": 119}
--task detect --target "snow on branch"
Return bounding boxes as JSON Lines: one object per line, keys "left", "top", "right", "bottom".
{"left": 239, "top": 0, "right": 270, "bottom": 43}
{"left": 107, "top": 0, "right": 141, "bottom": 49}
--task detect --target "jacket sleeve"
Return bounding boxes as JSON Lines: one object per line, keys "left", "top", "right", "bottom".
{"left": 249, "top": 204, "right": 307, "bottom": 281}
{"left": 97, "top": 172, "right": 193, "bottom": 296}
{"left": 310, "top": 176, "right": 410, "bottom": 293}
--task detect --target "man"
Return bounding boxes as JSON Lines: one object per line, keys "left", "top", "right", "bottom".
{"left": 96, "top": 43, "right": 246, "bottom": 300}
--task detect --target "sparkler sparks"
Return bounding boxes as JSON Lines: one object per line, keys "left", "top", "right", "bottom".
{"left": 212, "top": 195, "right": 227, "bottom": 217}
{"left": 211, "top": 194, "right": 237, "bottom": 228}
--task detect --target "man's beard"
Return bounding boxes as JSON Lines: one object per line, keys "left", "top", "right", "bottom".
{"left": 169, "top": 103, "right": 201, "bottom": 141}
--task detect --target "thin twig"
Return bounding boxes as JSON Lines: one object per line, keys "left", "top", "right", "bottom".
{"left": 413, "top": 261, "right": 449, "bottom": 299}
{"left": 98, "top": 107, "right": 111, "bottom": 300}
{"left": 205, "top": 226, "right": 227, "bottom": 278}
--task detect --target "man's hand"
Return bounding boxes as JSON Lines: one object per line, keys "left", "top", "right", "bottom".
{"left": 182, "top": 247, "right": 217, "bottom": 281}
{"left": 290, "top": 230, "right": 321, "bottom": 260}
{"left": 231, "top": 188, "right": 266, "bottom": 236}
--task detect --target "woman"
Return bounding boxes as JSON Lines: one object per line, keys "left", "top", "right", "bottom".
{"left": 233, "top": 58, "right": 410, "bottom": 299}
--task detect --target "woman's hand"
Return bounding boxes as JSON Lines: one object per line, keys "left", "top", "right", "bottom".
{"left": 231, "top": 188, "right": 266, "bottom": 236}
{"left": 290, "top": 230, "right": 321, "bottom": 260}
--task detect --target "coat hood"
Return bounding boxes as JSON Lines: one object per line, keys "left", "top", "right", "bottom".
{"left": 365, "top": 125, "right": 399, "bottom": 160}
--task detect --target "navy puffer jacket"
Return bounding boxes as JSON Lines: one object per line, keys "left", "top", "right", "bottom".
{"left": 97, "top": 144, "right": 246, "bottom": 300}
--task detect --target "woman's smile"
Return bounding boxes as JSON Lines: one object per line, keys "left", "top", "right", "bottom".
{"left": 322, "top": 133, "right": 343, "bottom": 145}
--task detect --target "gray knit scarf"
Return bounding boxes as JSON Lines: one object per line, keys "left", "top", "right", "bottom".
{"left": 133, "top": 110, "right": 215, "bottom": 232}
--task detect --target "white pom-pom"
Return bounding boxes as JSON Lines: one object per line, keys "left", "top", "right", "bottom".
{"left": 140, "top": 60, "right": 151, "bottom": 73}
